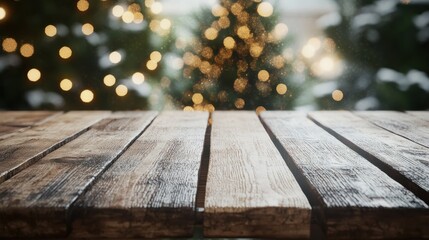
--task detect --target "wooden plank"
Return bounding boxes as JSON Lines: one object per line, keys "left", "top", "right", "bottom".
{"left": 261, "top": 111, "right": 429, "bottom": 239}
{"left": 0, "top": 111, "right": 157, "bottom": 238}
{"left": 355, "top": 111, "right": 429, "bottom": 148}
{"left": 71, "top": 111, "right": 208, "bottom": 238}
{"left": 308, "top": 111, "right": 429, "bottom": 203}
{"left": 204, "top": 111, "right": 311, "bottom": 238}
{"left": 407, "top": 111, "right": 429, "bottom": 122}
{"left": 0, "top": 111, "right": 61, "bottom": 139}
{"left": 0, "top": 111, "right": 109, "bottom": 183}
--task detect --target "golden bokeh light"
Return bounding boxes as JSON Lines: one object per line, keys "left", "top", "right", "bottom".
{"left": 319, "top": 56, "right": 334, "bottom": 72}
{"left": 115, "top": 84, "right": 128, "bottom": 96}
{"left": 2, "top": 38, "right": 17, "bottom": 52}
{"left": 77, "top": 0, "right": 89, "bottom": 12}
{"left": 332, "top": 90, "right": 344, "bottom": 101}
{"left": 27, "top": 68, "right": 41, "bottom": 82}
{"left": 133, "top": 12, "right": 144, "bottom": 23}
{"left": 250, "top": 44, "right": 263, "bottom": 57}
{"left": 237, "top": 26, "right": 251, "bottom": 39}
{"left": 59, "top": 46, "right": 72, "bottom": 59}
{"left": 256, "top": 106, "right": 266, "bottom": 114}
{"left": 45, "top": 25, "right": 57, "bottom": 37}
{"left": 211, "top": 5, "right": 228, "bottom": 17}
{"left": 146, "top": 60, "right": 157, "bottom": 70}
{"left": 151, "top": 2, "right": 163, "bottom": 14}
{"left": 160, "top": 18, "right": 171, "bottom": 30}
{"left": 81, "top": 23, "right": 94, "bottom": 35}
{"left": 145, "top": 0, "right": 154, "bottom": 8}
{"left": 258, "top": 70, "right": 269, "bottom": 82}
{"left": 257, "top": 2, "right": 273, "bottom": 17}
{"left": 273, "top": 23, "right": 288, "bottom": 39}
{"left": 204, "top": 27, "right": 218, "bottom": 40}
{"left": 112, "top": 5, "right": 124, "bottom": 17}
{"left": 223, "top": 36, "right": 235, "bottom": 49}
{"left": 218, "top": 16, "right": 230, "bottom": 29}
{"left": 276, "top": 83, "right": 288, "bottom": 95}
{"left": 20, "top": 43, "right": 34, "bottom": 58}
{"left": 122, "top": 11, "right": 134, "bottom": 23}
{"left": 183, "top": 106, "right": 194, "bottom": 111}
{"left": 150, "top": 51, "right": 162, "bottom": 62}
{"left": 60, "top": 79, "right": 73, "bottom": 91}
{"left": 109, "top": 51, "right": 122, "bottom": 64}
{"left": 0, "top": 7, "right": 6, "bottom": 20}
{"left": 192, "top": 93, "right": 203, "bottom": 104}
{"left": 103, "top": 74, "right": 116, "bottom": 87}
{"left": 80, "top": 89, "right": 94, "bottom": 103}
{"left": 234, "top": 98, "right": 245, "bottom": 109}
{"left": 132, "top": 72, "right": 145, "bottom": 84}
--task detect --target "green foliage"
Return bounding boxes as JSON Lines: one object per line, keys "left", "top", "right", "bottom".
{"left": 319, "top": 0, "right": 429, "bottom": 110}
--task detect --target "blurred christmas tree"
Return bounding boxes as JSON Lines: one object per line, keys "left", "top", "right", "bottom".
{"left": 316, "top": 0, "right": 429, "bottom": 110}
{"left": 167, "top": 0, "right": 298, "bottom": 111}
{"left": 0, "top": 0, "right": 172, "bottom": 110}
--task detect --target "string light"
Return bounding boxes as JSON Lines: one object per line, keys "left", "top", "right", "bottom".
{"left": 223, "top": 37, "right": 235, "bottom": 49}
{"left": 77, "top": 0, "right": 89, "bottom": 12}
{"left": 59, "top": 46, "right": 72, "bottom": 59}
{"left": 60, "top": 79, "right": 73, "bottom": 91}
{"left": 27, "top": 68, "right": 41, "bottom": 82}
{"left": 2, "top": 38, "right": 17, "bottom": 52}
{"left": 204, "top": 28, "right": 218, "bottom": 40}
{"left": 192, "top": 93, "right": 203, "bottom": 104}
{"left": 0, "top": 7, "right": 6, "bottom": 20}
{"left": 82, "top": 23, "right": 94, "bottom": 35}
{"left": 276, "top": 83, "right": 287, "bottom": 95}
{"left": 109, "top": 51, "right": 122, "bottom": 64}
{"left": 150, "top": 2, "right": 163, "bottom": 14}
{"left": 257, "top": 2, "right": 273, "bottom": 17}
{"left": 146, "top": 60, "right": 157, "bottom": 70}
{"left": 332, "top": 90, "right": 344, "bottom": 101}
{"left": 122, "top": 11, "right": 134, "bottom": 23}
{"left": 150, "top": 51, "right": 162, "bottom": 62}
{"left": 80, "top": 89, "right": 94, "bottom": 103}
{"left": 160, "top": 18, "right": 171, "bottom": 30}
{"left": 258, "top": 70, "right": 269, "bottom": 81}
{"left": 20, "top": 43, "right": 34, "bottom": 58}
{"left": 45, "top": 25, "right": 57, "bottom": 37}
{"left": 103, "top": 74, "right": 116, "bottom": 86}
{"left": 132, "top": 72, "right": 145, "bottom": 84}
{"left": 115, "top": 84, "right": 128, "bottom": 96}
{"left": 112, "top": 5, "right": 124, "bottom": 17}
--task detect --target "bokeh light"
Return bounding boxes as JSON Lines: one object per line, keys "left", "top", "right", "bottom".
{"left": 80, "top": 89, "right": 94, "bottom": 103}
{"left": 27, "top": 68, "right": 41, "bottom": 82}
{"left": 109, "top": 51, "right": 122, "bottom": 64}
{"left": 257, "top": 2, "right": 273, "bottom": 17}
{"left": 115, "top": 84, "right": 128, "bottom": 96}
{"left": 132, "top": 72, "right": 145, "bottom": 84}
{"left": 45, "top": 25, "right": 57, "bottom": 37}
{"left": 2, "top": 38, "right": 17, "bottom": 52}
{"left": 60, "top": 79, "right": 73, "bottom": 91}
{"left": 103, "top": 74, "right": 116, "bottom": 87}
{"left": 20, "top": 43, "right": 34, "bottom": 58}
{"left": 59, "top": 46, "right": 72, "bottom": 59}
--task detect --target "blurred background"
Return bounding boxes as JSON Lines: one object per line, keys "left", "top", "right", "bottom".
{"left": 1, "top": 0, "right": 428, "bottom": 111}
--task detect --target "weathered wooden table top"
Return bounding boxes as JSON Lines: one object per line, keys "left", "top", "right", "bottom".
{"left": 0, "top": 110, "right": 428, "bottom": 239}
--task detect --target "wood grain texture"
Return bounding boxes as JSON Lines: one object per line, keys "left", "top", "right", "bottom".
{"left": 261, "top": 111, "right": 429, "bottom": 240}
{"left": 356, "top": 111, "right": 429, "bottom": 148}
{"left": 0, "top": 111, "right": 61, "bottom": 139}
{"left": 204, "top": 111, "right": 311, "bottom": 238}
{"left": 0, "top": 112, "right": 156, "bottom": 238}
{"left": 309, "top": 111, "right": 429, "bottom": 203}
{"left": 407, "top": 111, "right": 429, "bottom": 121}
{"left": 71, "top": 111, "right": 208, "bottom": 238}
{"left": 0, "top": 111, "right": 108, "bottom": 184}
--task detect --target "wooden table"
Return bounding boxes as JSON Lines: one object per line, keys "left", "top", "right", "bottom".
{"left": 0, "top": 111, "right": 428, "bottom": 239}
